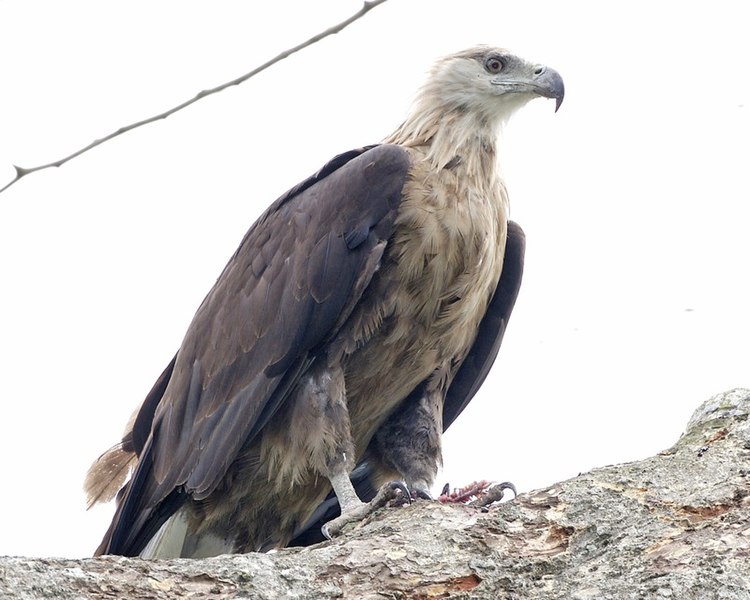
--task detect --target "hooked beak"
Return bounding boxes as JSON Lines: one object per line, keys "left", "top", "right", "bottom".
{"left": 533, "top": 65, "right": 565, "bottom": 112}
{"left": 490, "top": 63, "right": 565, "bottom": 112}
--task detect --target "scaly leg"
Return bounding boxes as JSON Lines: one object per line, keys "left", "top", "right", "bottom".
{"left": 322, "top": 466, "right": 409, "bottom": 539}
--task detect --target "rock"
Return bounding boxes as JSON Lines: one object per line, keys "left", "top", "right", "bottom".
{"left": 2, "top": 389, "right": 749, "bottom": 599}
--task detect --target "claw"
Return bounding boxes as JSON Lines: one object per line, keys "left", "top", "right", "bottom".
{"left": 494, "top": 481, "right": 517, "bottom": 498}
{"left": 412, "top": 488, "right": 432, "bottom": 500}
{"left": 386, "top": 480, "right": 411, "bottom": 502}
{"left": 470, "top": 481, "right": 517, "bottom": 507}
{"left": 439, "top": 480, "right": 518, "bottom": 505}
{"left": 321, "top": 480, "right": 410, "bottom": 540}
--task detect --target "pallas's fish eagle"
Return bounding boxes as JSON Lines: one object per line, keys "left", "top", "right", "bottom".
{"left": 85, "top": 46, "right": 564, "bottom": 558}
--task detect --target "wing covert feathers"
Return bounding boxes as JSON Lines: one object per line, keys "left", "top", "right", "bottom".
{"left": 96, "top": 144, "right": 411, "bottom": 556}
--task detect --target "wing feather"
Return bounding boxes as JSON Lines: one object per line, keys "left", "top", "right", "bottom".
{"left": 98, "top": 144, "right": 410, "bottom": 555}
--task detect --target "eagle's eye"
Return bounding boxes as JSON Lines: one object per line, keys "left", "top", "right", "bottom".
{"left": 484, "top": 56, "right": 504, "bottom": 74}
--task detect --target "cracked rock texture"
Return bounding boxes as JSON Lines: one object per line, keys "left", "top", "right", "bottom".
{"left": 2, "top": 388, "right": 749, "bottom": 599}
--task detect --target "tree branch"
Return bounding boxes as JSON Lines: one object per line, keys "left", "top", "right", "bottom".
{"left": 0, "top": 0, "right": 389, "bottom": 196}
{"left": 2, "top": 389, "right": 749, "bottom": 598}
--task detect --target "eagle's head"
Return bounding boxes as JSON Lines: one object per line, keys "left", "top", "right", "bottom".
{"left": 427, "top": 46, "right": 565, "bottom": 124}
{"left": 386, "top": 46, "right": 564, "bottom": 169}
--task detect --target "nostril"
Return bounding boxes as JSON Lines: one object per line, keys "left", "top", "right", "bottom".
{"left": 534, "top": 65, "right": 546, "bottom": 76}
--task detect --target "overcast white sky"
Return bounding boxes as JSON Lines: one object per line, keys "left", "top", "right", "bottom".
{"left": 1, "top": 0, "right": 748, "bottom": 558}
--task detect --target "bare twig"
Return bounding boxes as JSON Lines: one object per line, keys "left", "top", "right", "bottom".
{"left": 0, "top": 0, "right": 389, "bottom": 196}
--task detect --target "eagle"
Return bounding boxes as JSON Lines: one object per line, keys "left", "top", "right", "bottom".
{"left": 85, "top": 46, "right": 564, "bottom": 558}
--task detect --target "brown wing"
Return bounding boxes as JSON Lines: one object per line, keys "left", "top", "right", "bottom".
{"left": 98, "top": 144, "right": 411, "bottom": 556}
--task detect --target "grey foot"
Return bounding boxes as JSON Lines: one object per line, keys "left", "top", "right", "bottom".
{"left": 321, "top": 481, "right": 410, "bottom": 540}
{"left": 438, "top": 480, "right": 517, "bottom": 505}
{"left": 470, "top": 481, "right": 517, "bottom": 507}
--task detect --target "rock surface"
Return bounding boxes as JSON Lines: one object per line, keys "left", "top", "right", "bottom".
{"left": 2, "top": 388, "right": 749, "bottom": 599}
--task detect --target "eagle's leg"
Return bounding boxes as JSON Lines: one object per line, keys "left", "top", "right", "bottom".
{"left": 294, "top": 360, "right": 408, "bottom": 539}
{"left": 372, "top": 383, "right": 444, "bottom": 500}
{"left": 322, "top": 384, "right": 443, "bottom": 538}
{"left": 321, "top": 469, "right": 408, "bottom": 539}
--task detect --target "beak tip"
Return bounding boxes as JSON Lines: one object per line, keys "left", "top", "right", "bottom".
{"left": 538, "top": 67, "right": 564, "bottom": 113}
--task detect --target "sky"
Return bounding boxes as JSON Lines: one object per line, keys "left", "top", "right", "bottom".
{"left": 0, "top": 0, "right": 748, "bottom": 558}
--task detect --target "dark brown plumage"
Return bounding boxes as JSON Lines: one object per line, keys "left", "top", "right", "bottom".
{"left": 85, "top": 46, "right": 563, "bottom": 557}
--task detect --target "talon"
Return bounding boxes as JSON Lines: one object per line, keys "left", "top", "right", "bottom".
{"left": 439, "top": 480, "right": 517, "bottom": 505}
{"left": 412, "top": 488, "right": 432, "bottom": 501}
{"left": 493, "top": 481, "right": 517, "bottom": 498}
{"left": 386, "top": 480, "right": 411, "bottom": 502}
{"left": 470, "top": 480, "right": 517, "bottom": 507}
{"left": 321, "top": 480, "right": 413, "bottom": 540}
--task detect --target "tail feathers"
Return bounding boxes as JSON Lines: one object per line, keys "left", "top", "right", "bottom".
{"left": 84, "top": 443, "right": 136, "bottom": 509}
{"left": 140, "top": 508, "right": 235, "bottom": 558}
